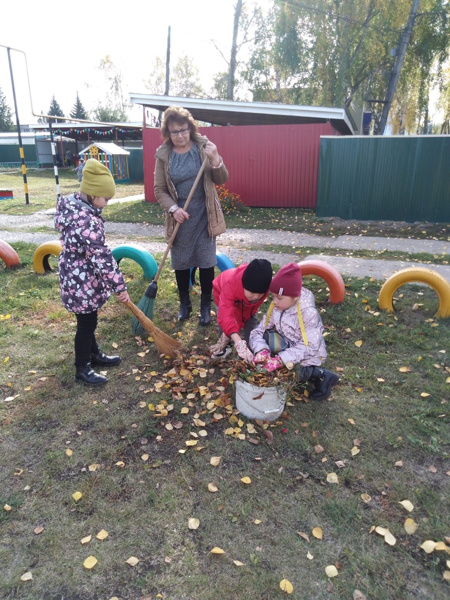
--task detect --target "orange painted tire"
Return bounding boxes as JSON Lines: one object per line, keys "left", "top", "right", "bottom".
{"left": 297, "top": 259, "right": 345, "bottom": 304}
{"left": 378, "top": 267, "right": 450, "bottom": 318}
{"left": 0, "top": 240, "right": 20, "bottom": 268}
{"left": 33, "top": 241, "right": 62, "bottom": 274}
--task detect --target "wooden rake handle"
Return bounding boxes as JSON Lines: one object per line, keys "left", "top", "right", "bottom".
{"left": 153, "top": 156, "right": 209, "bottom": 284}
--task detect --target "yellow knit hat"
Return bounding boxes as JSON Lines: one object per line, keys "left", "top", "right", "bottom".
{"left": 80, "top": 159, "right": 116, "bottom": 198}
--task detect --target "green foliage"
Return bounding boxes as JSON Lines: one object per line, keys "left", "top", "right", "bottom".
{"left": 69, "top": 92, "right": 89, "bottom": 120}
{"left": 46, "top": 95, "right": 65, "bottom": 124}
{"left": 216, "top": 184, "right": 249, "bottom": 215}
{"left": 0, "top": 86, "right": 15, "bottom": 132}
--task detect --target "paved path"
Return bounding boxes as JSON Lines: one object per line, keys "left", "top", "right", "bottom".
{"left": 0, "top": 208, "right": 449, "bottom": 282}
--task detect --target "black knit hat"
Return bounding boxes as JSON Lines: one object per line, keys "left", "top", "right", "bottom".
{"left": 242, "top": 259, "right": 273, "bottom": 293}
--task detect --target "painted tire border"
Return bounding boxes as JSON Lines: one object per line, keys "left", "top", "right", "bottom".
{"left": 297, "top": 259, "right": 345, "bottom": 304}
{"left": 33, "top": 241, "right": 62, "bottom": 274}
{"left": 378, "top": 267, "right": 450, "bottom": 318}
{"left": 112, "top": 245, "right": 158, "bottom": 280}
{"left": 0, "top": 240, "right": 20, "bottom": 268}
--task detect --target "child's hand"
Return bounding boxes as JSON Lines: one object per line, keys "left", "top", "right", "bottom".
{"left": 209, "top": 333, "right": 230, "bottom": 357}
{"left": 254, "top": 349, "right": 271, "bottom": 364}
{"left": 263, "top": 355, "right": 283, "bottom": 372}
{"left": 116, "top": 290, "right": 130, "bottom": 303}
{"left": 235, "top": 340, "right": 254, "bottom": 364}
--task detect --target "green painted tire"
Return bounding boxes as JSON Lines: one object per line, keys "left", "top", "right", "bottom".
{"left": 112, "top": 245, "right": 158, "bottom": 280}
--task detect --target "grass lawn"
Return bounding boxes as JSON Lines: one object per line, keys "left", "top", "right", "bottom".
{"left": 0, "top": 242, "right": 449, "bottom": 600}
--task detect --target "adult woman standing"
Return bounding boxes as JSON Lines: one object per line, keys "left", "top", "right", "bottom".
{"left": 154, "top": 106, "right": 228, "bottom": 325}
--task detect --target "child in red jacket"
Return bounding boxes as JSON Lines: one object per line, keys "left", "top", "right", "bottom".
{"left": 209, "top": 259, "right": 272, "bottom": 362}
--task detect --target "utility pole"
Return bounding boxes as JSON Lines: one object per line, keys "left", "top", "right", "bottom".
{"left": 158, "top": 25, "right": 171, "bottom": 127}
{"left": 227, "top": 0, "right": 243, "bottom": 100}
{"left": 376, "top": 0, "right": 420, "bottom": 135}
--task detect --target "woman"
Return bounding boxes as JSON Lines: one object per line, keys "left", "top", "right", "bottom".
{"left": 154, "top": 106, "right": 228, "bottom": 325}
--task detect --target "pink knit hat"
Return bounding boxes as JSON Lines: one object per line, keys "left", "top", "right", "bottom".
{"left": 270, "top": 263, "right": 302, "bottom": 297}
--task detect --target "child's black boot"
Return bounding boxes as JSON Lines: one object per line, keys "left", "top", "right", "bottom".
{"left": 75, "top": 362, "right": 108, "bottom": 386}
{"left": 309, "top": 367, "right": 339, "bottom": 401}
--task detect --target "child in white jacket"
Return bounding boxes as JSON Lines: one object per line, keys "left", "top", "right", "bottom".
{"left": 249, "top": 262, "right": 339, "bottom": 400}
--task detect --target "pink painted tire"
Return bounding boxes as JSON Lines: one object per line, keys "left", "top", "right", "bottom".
{"left": 297, "top": 259, "right": 345, "bottom": 304}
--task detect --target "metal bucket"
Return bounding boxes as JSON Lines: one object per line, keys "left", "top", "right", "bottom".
{"left": 235, "top": 379, "right": 286, "bottom": 421}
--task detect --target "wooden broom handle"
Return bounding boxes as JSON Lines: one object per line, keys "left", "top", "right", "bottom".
{"left": 153, "top": 156, "right": 209, "bottom": 283}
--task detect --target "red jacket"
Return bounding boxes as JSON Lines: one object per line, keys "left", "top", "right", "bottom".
{"left": 212, "top": 264, "right": 269, "bottom": 337}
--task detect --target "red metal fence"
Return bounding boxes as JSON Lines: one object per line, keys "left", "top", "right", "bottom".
{"left": 143, "top": 122, "right": 340, "bottom": 208}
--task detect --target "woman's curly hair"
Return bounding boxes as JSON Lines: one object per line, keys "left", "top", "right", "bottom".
{"left": 160, "top": 106, "right": 200, "bottom": 142}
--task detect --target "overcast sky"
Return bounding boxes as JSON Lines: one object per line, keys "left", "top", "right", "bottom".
{"left": 1, "top": 0, "right": 265, "bottom": 124}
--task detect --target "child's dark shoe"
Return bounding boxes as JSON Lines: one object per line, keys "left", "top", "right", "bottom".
{"left": 76, "top": 363, "right": 108, "bottom": 386}
{"left": 91, "top": 350, "right": 121, "bottom": 367}
{"left": 310, "top": 367, "right": 339, "bottom": 401}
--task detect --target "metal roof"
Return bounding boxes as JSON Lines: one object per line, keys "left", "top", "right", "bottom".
{"left": 129, "top": 93, "right": 355, "bottom": 135}
{"left": 79, "top": 142, "right": 130, "bottom": 155}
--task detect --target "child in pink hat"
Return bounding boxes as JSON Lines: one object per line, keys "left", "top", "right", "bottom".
{"left": 249, "top": 262, "right": 339, "bottom": 400}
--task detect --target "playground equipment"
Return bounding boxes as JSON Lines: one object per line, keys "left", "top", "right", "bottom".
{"left": 33, "top": 241, "right": 62, "bottom": 273}
{"left": 378, "top": 267, "right": 450, "bottom": 318}
{"left": 112, "top": 245, "right": 158, "bottom": 280}
{"left": 297, "top": 259, "right": 345, "bottom": 304}
{"left": 0, "top": 240, "right": 20, "bottom": 268}
{"left": 216, "top": 252, "right": 235, "bottom": 272}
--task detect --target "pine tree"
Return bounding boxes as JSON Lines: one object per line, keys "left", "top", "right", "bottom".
{"left": 0, "top": 87, "right": 15, "bottom": 132}
{"left": 47, "top": 95, "right": 65, "bottom": 124}
{"left": 70, "top": 92, "right": 89, "bottom": 120}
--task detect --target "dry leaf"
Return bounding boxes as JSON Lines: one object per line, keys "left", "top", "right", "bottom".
{"left": 188, "top": 518, "right": 200, "bottom": 530}
{"left": 96, "top": 529, "right": 108, "bottom": 540}
{"left": 443, "top": 571, "right": 450, "bottom": 581}
{"left": 395, "top": 460, "right": 403, "bottom": 467}
{"left": 279, "top": 579, "right": 294, "bottom": 594}
{"left": 297, "top": 531, "right": 310, "bottom": 542}
{"left": 210, "top": 456, "right": 221, "bottom": 466}
{"left": 375, "top": 526, "right": 388, "bottom": 536}
{"left": 326, "top": 472, "right": 339, "bottom": 484}
{"left": 399, "top": 366, "right": 411, "bottom": 372}
{"left": 88, "top": 463, "right": 101, "bottom": 472}
{"left": 399, "top": 500, "right": 414, "bottom": 512}
{"left": 233, "top": 560, "right": 244, "bottom": 566}
{"left": 353, "top": 591, "right": 367, "bottom": 600}
{"left": 208, "top": 483, "right": 218, "bottom": 493}
{"left": 115, "top": 461, "right": 125, "bottom": 467}
{"left": 315, "top": 445, "right": 325, "bottom": 454}
{"left": 83, "top": 556, "right": 98, "bottom": 569}
{"left": 72, "top": 491, "right": 82, "bottom": 502}
{"left": 348, "top": 418, "right": 356, "bottom": 425}
{"left": 20, "top": 571, "right": 33, "bottom": 581}
{"left": 420, "top": 540, "right": 436, "bottom": 553}
{"left": 351, "top": 446, "right": 360, "bottom": 456}
{"left": 240, "top": 476, "right": 251, "bottom": 485}
{"left": 65, "top": 449, "right": 73, "bottom": 457}
{"left": 185, "top": 440, "right": 198, "bottom": 447}
{"left": 312, "top": 527, "right": 323, "bottom": 539}
{"left": 81, "top": 535, "right": 92, "bottom": 545}
{"left": 141, "top": 453, "right": 149, "bottom": 460}
{"left": 3, "top": 504, "right": 12, "bottom": 511}
{"left": 210, "top": 547, "right": 225, "bottom": 554}
{"left": 404, "top": 518, "right": 418, "bottom": 534}
{"left": 307, "top": 551, "right": 314, "bottom": 560}
{"left": 125, "top": 556, "right": 140, "bottom": 566}
{"left": 434, "top": 541, "right": 448, "bottom": 551}
{"left": 428, "top": 465, "right": 437, "bottom": 473}
{"left": 384, "top": 530, "right": 396, "bottom": 546}
{"left": 361, "top": 493, "right": 371, "bottom": 503}
{"left": 33, "top": 526, "right": 44, "bottom": 535}
{"left": 325, "top": 565, "right": 338, "bottom": 578}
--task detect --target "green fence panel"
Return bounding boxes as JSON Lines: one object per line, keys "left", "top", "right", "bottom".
{"left": 317, "top": 136, "right": 450, "bottom": 223}
{"left": 128, "top": 148, "right": 144, "bottom": 182}
{"left": 0, "top": 144, "right": 38, "bottom": 164}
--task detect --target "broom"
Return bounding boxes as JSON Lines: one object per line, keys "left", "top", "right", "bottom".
{"left": 131, "top": 156, "right": 209, "bottom": 334}
{"left": 125, "top": 300, "right": 183, "bottom": 358}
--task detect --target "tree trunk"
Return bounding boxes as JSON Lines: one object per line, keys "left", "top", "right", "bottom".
{"left": 227, "top": 0, "right": 243, "bottom": 101}
{"left": 376, "top": 0, "right": 420, "bottom": 135}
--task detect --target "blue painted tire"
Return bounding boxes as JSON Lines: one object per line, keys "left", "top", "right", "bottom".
{"left": 216, "top": 252, "right": 235, "bottom": 272}
{"left": 112, "top": 245, "right": 158, "bottom": 280}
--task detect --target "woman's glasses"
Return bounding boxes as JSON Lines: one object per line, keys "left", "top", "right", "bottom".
{"left": 169, "top": 127, "right": 189, "bottom": 137}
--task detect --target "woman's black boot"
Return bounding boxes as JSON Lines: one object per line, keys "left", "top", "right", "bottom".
{"left": 310, "top": 367, "right": 339, "bottom": 401}
{"left": 75, "top": 362, "right": 108, "bottom": 386}
{"left": 91, "top": 350, "right": 121, "bottom": 367}
{"left": 177, "top": 291, "right": 192, "bottom": 321}
{"left": 199, "top": 294, "right": 212, "bottom": 326}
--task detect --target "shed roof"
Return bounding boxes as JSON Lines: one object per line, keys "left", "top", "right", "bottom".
{"left": 79, "top": 142, "right": 130, "bottom": 156}
{"left": 129, "top": 93, "right": 355, "bottom": 135}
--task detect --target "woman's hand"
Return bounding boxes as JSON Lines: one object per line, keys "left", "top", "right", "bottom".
{"left": 173, "top": 207, "right": 190, "bottom": 223}
{"left": 203, "top": 140, "right": 220, "bottom": 167}
{"left": 116, "top": 290, "right": 130, "bottom": 303}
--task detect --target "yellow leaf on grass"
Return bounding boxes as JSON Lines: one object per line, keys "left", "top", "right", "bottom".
{"left": 180, "top": 407, "right": 189, "bottom": 414}
{"left": 355, "top": 340, "right": 363, "bottom": 348}
{"left": 325, "top": 565, "right": 338, "bottom": 578}
{"left": 399, "top": 366, "right": 411, "bottom": 372}
{"left": 210, "top": 547, "right": 225, "bottom": 554}
{"left": 361, "top": 493, "right": 371, "bottom": 503}
{"left": 210, "top": 456, "right": 221, "bottom": 466}
{"left": 297, "top": 531, "right": 310, "bottom": 542}
{"left": 420, "top": 540, "right": 436, "bottom": 554}
{"left": 83, "top": 555, "right": 98, "bottom": 569}
{"left": 443, "top": 571, "right": 450, "bottom": 581}
{"left": 434, "top": 541, "right": 448, "bottom": 551}
{"left": 241, "top": 476, "right": 251, "bottom": 484}
{"left": 375, "top": 526, "right": 388, "bottom": 536}
{"left": 65, "top": 449, "right": 73, "bottom": 457}
{"left": 125, "top": 556, "right": 140, "bottom": 566}
{"left": 348, "top": 418, "right": 356, "bottom": 425}
{"left": 326, "top": 472, "right": 339, "bottom": 484}
{"left": 3, "top": 504, "right": 12, "bottom": 511}
{"left": 20, "top": 571, "right": 33, "bottom": 581}
{"left": 384, "top": 530, "right": 396, "bottom": 546}
{"left": 307, "top": 551, "right": 314, "bottom": 560}
{"left": 233, "top": 560, "right": 244, "bottom": 566}
{"left": 279, "top": 579, "right": 294, "bottom": 593}
{"left": 351, "top": 446, "right": 360, "bottom": 456}
{"left": 88, "top": 463, "right": 101, "bottom": 472}
{"left": 399, "top": 500, "right": 414, "bottom": 512}
{"left": 208, "top": 483, "right": 218, "bottom": 493}
{"left": 33, "top": 526, "right": 44, "bottom": 535}
{"left": 141, "top": 453, "right": 149, "bottom": 461}
{"left": 96, "top": 529, "right": 109, "bottom": 540}
{"left": 312, "top": 527, "right": 323, "bottom": 539}
{"left": 404, "top": 518, "right": 418, "bottom": 534}
{"left": 420, "top": 392, "right": 430, "bottom": 397}
{"left": 185, "top": 440, "right": 198, "bottom": 447}
{"left": 188, "top": 518, "right": 200, "bottom": 530}
{"left": 115, "top": 461, "right": 125, "bottom": 467}
{"left": 72, "top": 491, "right": 82, "bottom": 502}
{"left": 81, "top": 535, "right": 92, "bottom": 544}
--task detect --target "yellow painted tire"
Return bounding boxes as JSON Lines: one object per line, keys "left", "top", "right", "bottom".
{"left": 378, "top": 267, "right": 450, "bottom": 318}
{"left": 0, "top": 240, "right": 20, "bottom": 268}
{"left": 297, "top": 259, "right": 345, "bottom": 304}
{"left": 33, "top": 241, "right": 62, "bottom": 274}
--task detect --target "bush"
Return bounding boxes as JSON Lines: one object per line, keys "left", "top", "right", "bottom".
{"left": 216, "top": 185, "right": 249, "bottom": 215}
